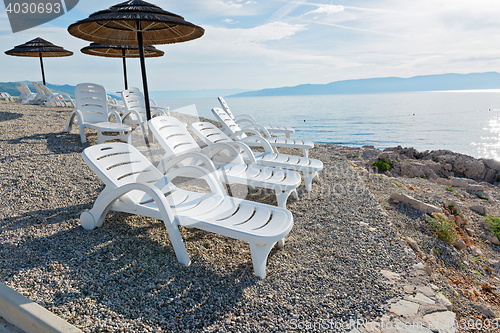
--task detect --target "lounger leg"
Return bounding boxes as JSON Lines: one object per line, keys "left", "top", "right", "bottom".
{"left": 275, "top": 189, "right": 292, "bottom": 208}
{"left": 79, "top": 125, "right": 87, "bottom": 143}
{"left": 249, "top": 243, "right": 275, "bottom": 279}
{"left": 97, "top": 131, "right": 104, "bottom": 144}
{"left": 285, "top": 133, "right": 290, "bottom": 138}
{"left": 303, "top": 171, "right": 315, "bottom": 192}
{"left": 278, "top": 239, "right": 285, "bottom": 248}
{"left": 292, "top": 189, "right": 299, "bottom": 199}
{"left": 314, "top": 172, "right": 320, "bottom": 181}
{"left": 162, "top": 220, "right": 191, "bottom": 267}
{"left": 302, "top": 148, "right": 309, "bottom": 158}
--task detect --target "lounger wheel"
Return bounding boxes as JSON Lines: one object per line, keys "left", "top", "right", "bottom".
{"left": 80, "top": 211, "right": 97, "bottom": 230}
{"left": 278, "top": 238, "right": 285, "bottom": 248}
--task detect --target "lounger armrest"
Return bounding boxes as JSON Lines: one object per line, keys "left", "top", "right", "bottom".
{"left": 87, "top": 182, "right": 177, "bottom": 228}
{"left": 238, "top": 136, "right": 275, "bottom": 153}
{"left": 164, "top": 165, "right": 226, "bottom": 196}
{"left": 158, "top": 152, "right": 218, "bottom": 175}
{"left": 241, "top": 124, "right": 272, "bottom": 138}
{"left": 222, "top": 142, "right": 258, "bottom": 164}
{"left": 122, "top": 109, "right": 143, "bottom": 122}
{"left": 201, "top": 142, "right": 245, "bottom": 164}
{"left": 151, "top": 107, "right": 170, "bottom": 117}
{"left": 108, "top": 109, "right": 123, "bottom": 124}
{"left": 234, "top": 114, "right": 257, "bottom": 124}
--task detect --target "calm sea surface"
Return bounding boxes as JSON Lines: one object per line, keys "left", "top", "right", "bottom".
{"left": 157, "top": 90, "right": 500, "bottom": 160}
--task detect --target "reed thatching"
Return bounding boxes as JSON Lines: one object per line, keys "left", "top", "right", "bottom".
{"left": 67, "top": 0, "right": 204, "bottom": 46}
{"left": 81, "top": 43, "right": 164, "bottom": 58}
{"left": 4, "top": 37, "right": 73, "bottom": 57}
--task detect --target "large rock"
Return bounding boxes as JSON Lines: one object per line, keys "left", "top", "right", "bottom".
{"left": 482, "top": 158, "right": 500, "bottom": 172}
{"left": 390, "top": 193, "right": 441, "bottom": 214}
{"left": 470, "top": 205, "right": 487, "bottom": 215}
{"left": 423, "top": 311, "right": 456, "bottom": 333}
{"left": 449, "top": 177, "right": 469, "bottom": 188}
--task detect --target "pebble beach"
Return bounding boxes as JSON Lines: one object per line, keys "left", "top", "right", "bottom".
{"left": 1, "top": 100, "right": 500, "bottom": 332}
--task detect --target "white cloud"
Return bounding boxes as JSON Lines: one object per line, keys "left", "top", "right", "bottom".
{"left": 303, "top": 4, "right": 344, "bottom": 16}
{"left": 223, "top": 18, "right": 235, "bottom": 23}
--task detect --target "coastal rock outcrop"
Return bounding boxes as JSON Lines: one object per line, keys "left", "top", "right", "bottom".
{"left": 334, "top": 144, "right": 500, "bottom": 185}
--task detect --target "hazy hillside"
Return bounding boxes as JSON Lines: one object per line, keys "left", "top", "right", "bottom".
{"left": 230, "top": 72, "right": 500, "bottom": 97}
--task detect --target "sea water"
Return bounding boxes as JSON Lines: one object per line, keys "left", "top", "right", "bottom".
{"left": 157, "top": 90, "right": 500, "bottom": 160}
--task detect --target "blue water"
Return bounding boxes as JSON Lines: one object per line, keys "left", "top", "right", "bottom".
{"left": 157, "top": 90, "right": 500, "bottom": 160}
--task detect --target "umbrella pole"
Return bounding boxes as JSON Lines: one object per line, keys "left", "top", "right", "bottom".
{"left": 122, "top": 49, "right": 128, "bottom": 90}
{"left": 39, "top": 53, "right": 46, "bottom": 86}
{"left": 136, "top": 26, "right": 151, "bottom": 121}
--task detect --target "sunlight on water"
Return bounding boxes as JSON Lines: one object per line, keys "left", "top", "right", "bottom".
{"left": 475, "top": 115, "right": 500, "bottom": 160}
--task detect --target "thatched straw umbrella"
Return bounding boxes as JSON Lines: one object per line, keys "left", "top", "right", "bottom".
{"left": 81, "top": 43, "right": 164, "bottom": 89}
{"left": 5, "top": 37, "right": 73, "bottom": 85}
{"left": 68, "top": 0, "right": 204, "bottom": 121}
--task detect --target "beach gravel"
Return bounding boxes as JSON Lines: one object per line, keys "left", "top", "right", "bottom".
{"left": 0, "top": 101, "right": 436, "bottom": 332}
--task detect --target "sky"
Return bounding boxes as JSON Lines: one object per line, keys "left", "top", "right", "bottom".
{"left": 2, "top": 0, "right": 500, "bottom": 93}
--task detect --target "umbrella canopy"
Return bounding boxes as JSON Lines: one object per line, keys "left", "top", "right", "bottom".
{"left": 68, "top": 0, "right": 204, "bottom": 122}
{"left": 81, "top": 43, "right": 164, "bottom": 89}
{"left": 5, "top": 37, "right": 73, "bottom": 85}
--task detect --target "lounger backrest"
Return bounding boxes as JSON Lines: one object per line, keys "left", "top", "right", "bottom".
{"left": 149, "top": 116, "right": 200, "bottom": 156}
{"left": 122, "top": 88, "right": 147, "bottom": 120}
{"left": 39, "top": 84, "right": 54, "bottom": 97}
{"left": 33, "top": 82, "right": 46, "bottom": 95}
{"left": 75, "top": 83, "right": 109, "bottom": 123}
{"left": 82, "top": 142, "right": 167, "bottom": 204}
{"left": 211, "top": 108, "right": 245, "bottom": 137}
{"left": 190, "top": 122, "right": 233, "bottom": 145}
{"left": 20, "top": 83, "right": 32, "bottom": 95}
{"left": 217, "top": 97, "right": 235, "bottom": 120}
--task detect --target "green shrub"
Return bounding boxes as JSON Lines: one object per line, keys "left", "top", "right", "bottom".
{"left": 484, "top": 216, "right": 500, "bottom": 241}
{"left": 372, "top": 158, "right": 391, "bottom": 173}
{"left": 445, "top": 187, "right": 453, "bottom": 192}
{"left": 428, "top": 214, "right": 458, "bottom": 245}
{"left": 391, "top": 181, "right": 402, "bottom": 188}
{"left": 476, "top": 194, "right": 489, "bottom": 200}
{"left": 421, "top": 174, "right": 427, "bottom": 179}
{"left": 352, "top": 154, "right": 360, "bottom": 158}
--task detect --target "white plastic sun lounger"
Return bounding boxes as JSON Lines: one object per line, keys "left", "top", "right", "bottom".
{"left": 121, "top": 88, "right": 169, "bottom": 124}
{"left": 65, "top": 83, "right": 131, "bottom": 144}
{"left": 80, "top": 142, "right": 293, "bottom": 278}
{"left": 218, "top": 97, "right": 295, "bottom": 138}
{"left": 149, "top": 116, "right": 301, "bottom": 208}
{"left": 191, "top": 122, "right": 322, "bottom": 192}
{"left": 36, "top": 83, "right": 75, "bottom": 107}
{"left": 30, "top": 82, "right": 50, "bottom": 105}
{"left": 17, "top": 83, "right": 36, "bottom": 104}
{"left": 212, "top": 108, "right": 314, "bottom": 158}
{"left": 0, "top": 92, "right": 15, "bottom": 102}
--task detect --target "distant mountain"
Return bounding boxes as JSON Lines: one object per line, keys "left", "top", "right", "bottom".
{"left": 0, "top": 81, "right": 123, "bottom": 100}
{"left": 229, "top": 72, "right": 500, "bottom": 97}
{"left": 149, "top": 88, "right": 249, "bottom": 99}
{"left": 0, "top": 81, "right": 76, "bottom": 98}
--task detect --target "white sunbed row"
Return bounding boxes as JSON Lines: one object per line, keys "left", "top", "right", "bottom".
{"left": 0, "top": 92, "right": 17, "bottom": 102}
{"left": 66, "top": 83, "right": 322, "bottom": 278}
{"left": 15, "top": 82, "right": 75, "bottom": 107}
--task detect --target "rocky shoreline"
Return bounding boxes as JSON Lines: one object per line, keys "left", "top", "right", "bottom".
{"left": 331, "top": 144, "right": 500, "bottom": 185}
{"left": 0, "top": 100, "right": 499, "bottom": 332}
